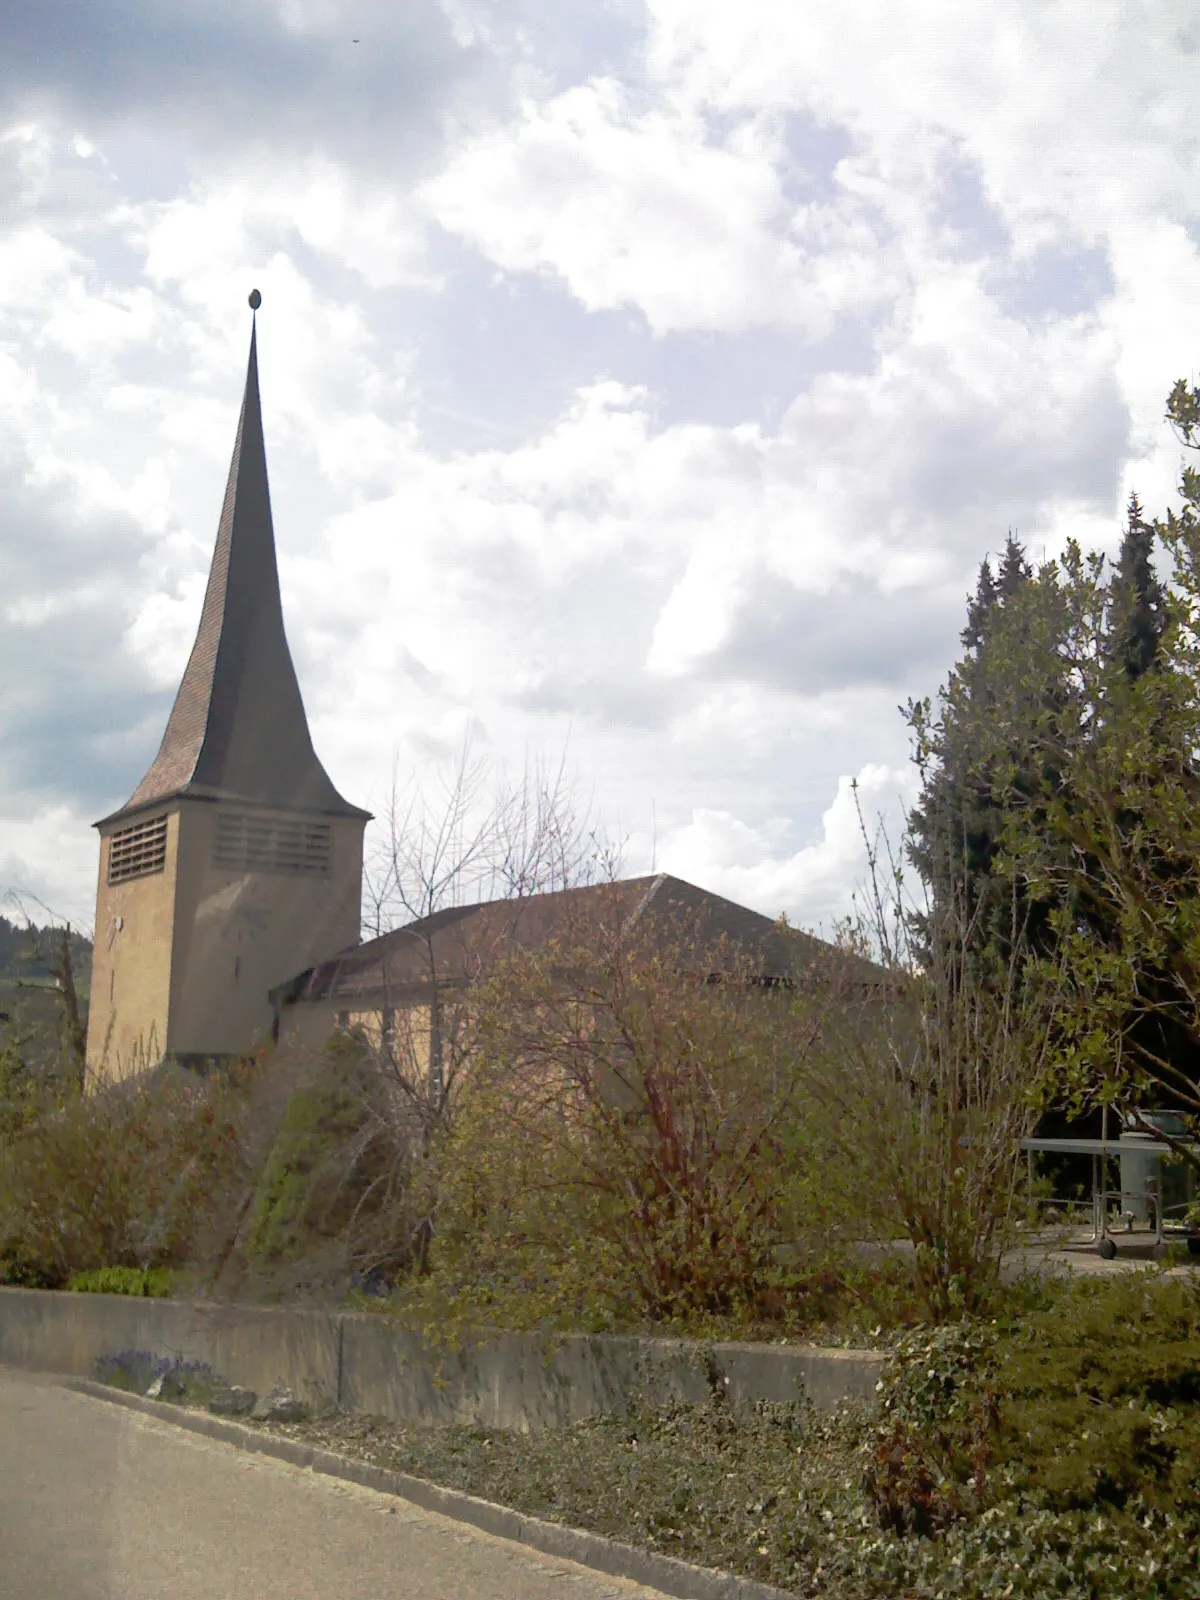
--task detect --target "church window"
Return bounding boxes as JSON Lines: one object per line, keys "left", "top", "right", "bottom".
{"left": 108, "top": 815, "right": 169, "bottom": 884}
{"left": 214, "top": 812, "right": 332, "bottom": 876}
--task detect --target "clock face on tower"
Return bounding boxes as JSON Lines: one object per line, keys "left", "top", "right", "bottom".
{"left": 198, "top": 876, "right": 273, "bottom": 949}
{"left": 225, "top": 901, "right": 271, "bottom": 947}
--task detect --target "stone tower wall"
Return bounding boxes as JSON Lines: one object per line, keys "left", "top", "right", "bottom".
{"left": 165, "top": 802, "right": 364, "bottom": 1059}
{"left": 85, "top": 808, "right": 180, "bottom": 1083}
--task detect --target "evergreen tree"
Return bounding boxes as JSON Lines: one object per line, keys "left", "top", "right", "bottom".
{"left": 906, "top": 535, "right": 1061, "bottom": 970}
{"left": 997, "top": 531, "right": 1030, "bottom": 599}
{"left": 908, "top": 446, "right": 1200, "bottom": 1164}
{"left": 1107, "top": 492, "right": 1165, "bottom": 681}
{"left": 960, "top": 557, "right": 998, "bottom": 653}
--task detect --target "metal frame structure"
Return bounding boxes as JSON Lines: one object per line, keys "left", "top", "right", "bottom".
{"left": 1020, "top": 1134, "right": 1200, "bottom": 1259}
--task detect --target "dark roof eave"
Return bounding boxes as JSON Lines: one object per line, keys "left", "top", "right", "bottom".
{"left": 96, "top": 786, "right": 373, "bottom": 831}
{"left": 271, "top": 971, "right": 468, "bottom": 1010}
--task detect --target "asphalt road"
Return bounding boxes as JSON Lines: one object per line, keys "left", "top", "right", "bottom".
{"left": 0, "top": 1368, "right": 667, "bottom": 1600}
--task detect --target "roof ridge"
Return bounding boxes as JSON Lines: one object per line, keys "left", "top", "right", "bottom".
{"left": 624, "top": 871, "right": 667, "bottom": 932}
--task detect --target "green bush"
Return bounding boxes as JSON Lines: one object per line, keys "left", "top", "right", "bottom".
{"left": 990, "top": 1273, "right": 1200, "bottom": 1514}
{"left": 232, "top": 1037, "right": 419, "bottom": 1300}
{"left": 245, "top": 1069, "right": 369, "bottom": 1263}
{"left": 405, "top": 913, "right": 831, "bottom": 1333}
{"left": 866, "top": 1274, "right": 1200, "bottom": 1535}
{"left": 0, "top": 1058, "right": 254, "bottom": 1288}
{"left": 67, "top": 1265, "right": 173, "bottom": 1297}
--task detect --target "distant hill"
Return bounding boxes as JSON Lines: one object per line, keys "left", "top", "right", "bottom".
{"left": 0, "top": 917, "right": 92, "bottom": 1076}
{"left": 0, "top": 916, "right": 92, "bottom": 991}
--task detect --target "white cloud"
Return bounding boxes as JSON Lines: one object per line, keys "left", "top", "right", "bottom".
{"left": 646, "top": 535, "right": 747, "bottom": 676}
{"left": 658, "top": 763, "right": 916, "bottom": 930}
{"left": 423, "top": 78, "right": 896, "bottom": 335}
{"left": 3, "top": 3, "right": 1200, "bottom": 941}
{"left": 0, "top": 807, "right": 99, "bottom": 929}
{"left": 0, "top": 224, "right": 78, "bottom": 312}
{"left": 644, "top": 0, "right": 1200, "bottom": 236}
{"left": 128, "top": 160, "right": 435, "bottom": 302}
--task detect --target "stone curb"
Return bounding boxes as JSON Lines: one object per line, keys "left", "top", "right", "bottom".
{"left": 62, "top": 1377, "right": 794, "bottom": 1600}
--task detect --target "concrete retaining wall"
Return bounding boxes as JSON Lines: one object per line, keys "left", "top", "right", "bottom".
{"left": 0, "top": 1287, "right": 884, "bottom": 1428}
{"left": 0, "top": 1289, "right": 341, "bottom": 1411}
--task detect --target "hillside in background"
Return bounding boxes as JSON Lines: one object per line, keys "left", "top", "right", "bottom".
{"left": 0, "top": 918, "right": 92, "bottom": 1081}
{"left": 0, "top": 916, "right": 92, "bottom": 990}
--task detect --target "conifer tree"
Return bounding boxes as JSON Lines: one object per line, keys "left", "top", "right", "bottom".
{"left": 997, "top": 531, "right": 1030, "bottom": 599}
{"left": 906, "top": 534, "right": 1060, "bottom": 971}
{"left": 1108, "top": 492, "right": 1165, "bottom": 681}
{"left": 906, "top": 424, "right": 1200, "bottom": 1166}
{"left": 960, "top": 557, "right": 998, "bottom": 654}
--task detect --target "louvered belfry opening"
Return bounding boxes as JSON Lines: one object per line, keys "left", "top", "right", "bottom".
{"left": 214, "top": 811, "right": 332, "bottom": 877}
{"left": 107, "top": 815, "right": 169, "bottom": 885}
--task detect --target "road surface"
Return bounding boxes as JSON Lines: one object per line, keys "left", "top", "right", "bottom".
{"left": 0, "top": 1368, "right": 669, "bottom": 1600}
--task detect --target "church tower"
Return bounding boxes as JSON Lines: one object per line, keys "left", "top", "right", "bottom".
{"left": 85, "top": 295, "right": 370, "bottom": 1082}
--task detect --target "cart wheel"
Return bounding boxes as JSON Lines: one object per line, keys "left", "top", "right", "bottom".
{"left": 1098, "top": 1237, "right": 1117, "bottom": 1260}
{"left": 1188, "top": 1237, "right": 1200, "bottom": 1259}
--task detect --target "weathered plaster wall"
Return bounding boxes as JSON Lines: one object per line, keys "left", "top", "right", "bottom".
{"left": 86, "top": 801, "right": 367, "bottom": 1078}
{"left": 85, "top": 807, "right": 179, "bottom": 1083}
{"left": 166, "top": 804, "right": 365, "bottom": 1058}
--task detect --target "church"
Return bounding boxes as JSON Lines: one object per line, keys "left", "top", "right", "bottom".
{"left": 85, "top": 297, "right": 851, "bottom": 1083}
{"left": 85, "top": 297, "right": 371, "bottom": 1081}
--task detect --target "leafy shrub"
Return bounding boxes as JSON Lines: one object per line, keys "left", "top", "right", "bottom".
{"left": 865, "top": 1319, "right": 1001, "bottom": 1534}
{"left": 246, "top": 1062, "right": 372, "bottom": 1263}
{"left": 237, "top": 1037, "right": 418, "bottom": 1300}
{"left": 988, "top": 1273, "right": 1200, "bottom": 1515}
{"left": 67, "top": 1265, "right": 174, "bottom": 1297}
{"left": 0, "top": 1057, "right": 255, "bottom": 1288}
{"left": 864, "top": 1273, "right": 1200, "bottom": 1543}
{"left": 0, "top": 1041, "right": 41, "bottom": 1145}
{"left": 412, "top": 907, "right": 834, "bottom": 1330}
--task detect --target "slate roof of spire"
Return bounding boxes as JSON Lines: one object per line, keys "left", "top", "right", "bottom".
{"left": 101, "top": 316, "right": 369, "bottom": 827}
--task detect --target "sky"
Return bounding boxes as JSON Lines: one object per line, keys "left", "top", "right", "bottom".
{"left": 2, "top": 0, "right": 1199, "bottom": 938}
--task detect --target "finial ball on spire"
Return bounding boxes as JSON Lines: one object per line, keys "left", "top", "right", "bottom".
{"left": 248, "top": 288, "right": 262, "bottom": 310}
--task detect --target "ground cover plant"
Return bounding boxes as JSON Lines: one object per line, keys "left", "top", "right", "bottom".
{"left": 93, "top": 1349, "right": 218, "bottom": 1405}
{"left": 67, "top": 1265, "right": 174, "bottom": 1297}
{"left": 225, "top": 1273, "right": 1200, "bottom": 1599}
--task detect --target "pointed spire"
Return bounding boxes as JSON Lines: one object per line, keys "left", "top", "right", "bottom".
{"left": 108, "top": 296, "right": 367, "bottom": 823}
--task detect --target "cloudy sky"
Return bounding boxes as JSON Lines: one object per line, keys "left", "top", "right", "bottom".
{"left": 2, "top": 0, "right": 1199, "bottom": 937}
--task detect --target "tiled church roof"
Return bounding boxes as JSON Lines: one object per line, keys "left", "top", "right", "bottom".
{"left": 100, "top": 312, "right": 368, "bottom": 827}
{"left": 272, "top": 872, "right": 877, "bottom": 1008}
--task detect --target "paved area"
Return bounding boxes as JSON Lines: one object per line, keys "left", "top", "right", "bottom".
{"left": 0, "top": 1368, "right": 668, "bottom": 1600}
{"left": 854, "top": 1229, "right": 1200, "bottom": 1280}
{"left": 1001, "top": 1225, "right": 1200, "bottom": 1279}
